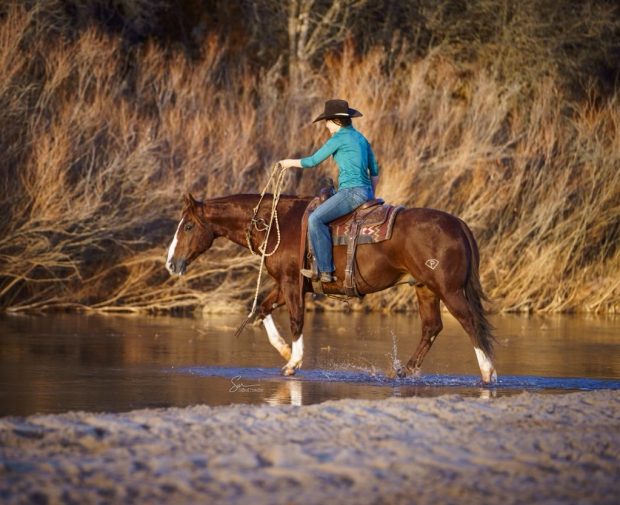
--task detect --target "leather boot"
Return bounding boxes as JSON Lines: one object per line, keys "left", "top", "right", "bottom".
{"left": 319, "top": 272, "right": 336, "bottom": 283}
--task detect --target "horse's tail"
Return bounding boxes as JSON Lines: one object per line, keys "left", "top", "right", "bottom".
{"left": 458, "top": 219, "right": 496, "bottom": 358}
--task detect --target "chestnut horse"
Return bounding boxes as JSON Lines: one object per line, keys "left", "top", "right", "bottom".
{"left": 166, "top": 193, "right": 497, "bottom": 384}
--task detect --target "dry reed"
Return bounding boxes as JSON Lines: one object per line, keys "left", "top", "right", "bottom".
{"left": 0, "top": 3, "right": 618, "bottom": 314}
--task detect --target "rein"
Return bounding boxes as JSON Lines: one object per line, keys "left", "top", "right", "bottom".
{"left": 235, "top": 163, "right": 288, "bottom": 337}
{"left": 244, "top": 165, "right": 287, "bottom": 257}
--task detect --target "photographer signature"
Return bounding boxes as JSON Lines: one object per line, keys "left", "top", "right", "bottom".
{"left": 229, "top": 375, "right": 263, "bottom": 393}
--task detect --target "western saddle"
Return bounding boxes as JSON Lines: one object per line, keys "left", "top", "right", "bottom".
{"left": 300, "top": 185, "right": 403, "bottom": 297}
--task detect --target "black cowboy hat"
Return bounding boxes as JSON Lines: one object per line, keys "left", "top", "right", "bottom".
{"left": 312, "top": 99, "right": 363, "bottom": 123}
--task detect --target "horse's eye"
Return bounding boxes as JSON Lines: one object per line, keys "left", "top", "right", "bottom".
{"left": 184, "top": 223, "right": 194, "bottom": 232}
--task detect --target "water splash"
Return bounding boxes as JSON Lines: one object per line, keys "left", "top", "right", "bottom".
{"left": 178, "top": 366, "right": 620, "bottom": 392}
{"left": 322, "top": 357, "right": 378, "bottom": 378}
{"left": 385, "top": 330, "right": 403, "bottom": 379}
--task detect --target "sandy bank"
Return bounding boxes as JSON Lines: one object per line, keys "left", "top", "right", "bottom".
{"left": 1, "top": 391, "right": 619, "bottom": 504}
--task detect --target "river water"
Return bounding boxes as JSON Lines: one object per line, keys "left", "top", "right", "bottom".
{"left": 1, "top": 312, "right": 619, "bottom": 416}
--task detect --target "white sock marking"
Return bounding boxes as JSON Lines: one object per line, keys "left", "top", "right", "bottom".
{"left": 474, "top": 347, "right": 497, "bottom": 383}
{"left": 285, "top": 334, "right": 304, "bottom": 370}
{"left": 166, "top": 219, "right": 183, "bottom": 274}
{"left": 263, "top": 315, "right": 289, "bottom": 356}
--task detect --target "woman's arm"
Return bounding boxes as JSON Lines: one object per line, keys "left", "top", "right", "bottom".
{"left": 279, "top": 134, "right": 340, "bottom": 170}
{"left": 368, "top": 143, "right": 380, "bottom": 196}
{"left": 368, "top": 143, "right": 379, "bottom": 177}
{"left": 278, "top": 159, "right": 302, "bottom": 169}
{"left": 299, "top": 136, "right": 339, "bottom": 168}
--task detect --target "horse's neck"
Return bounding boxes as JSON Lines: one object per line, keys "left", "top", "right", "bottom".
{"left": 201, "top": 195, "right": 256, "bottom": 247}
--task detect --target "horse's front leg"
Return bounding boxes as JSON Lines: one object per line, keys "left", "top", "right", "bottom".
{"left": 259, "top": 286, "right": 291, "bottom": 361}
{"left": 280, "top": 279, "right": 305, "bottom": 376}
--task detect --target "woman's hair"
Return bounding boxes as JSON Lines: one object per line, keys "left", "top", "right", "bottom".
{"left": 332, "top": 117, "right": 352, "bottom": 127}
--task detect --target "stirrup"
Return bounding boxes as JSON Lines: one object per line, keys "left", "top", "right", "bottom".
{"left": 300, "top": 268, "right": 316, "bottom": 280}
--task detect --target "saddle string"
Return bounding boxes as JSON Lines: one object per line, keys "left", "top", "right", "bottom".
{"left": 235, "top": 163, "right": 288, "bottom": 338}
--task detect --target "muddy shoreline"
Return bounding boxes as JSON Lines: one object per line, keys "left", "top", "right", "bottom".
{"left": 1, "top": 391, "right": 619, "bottom": 504}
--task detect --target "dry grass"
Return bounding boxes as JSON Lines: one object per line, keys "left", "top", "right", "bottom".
{"left": 0, "top": 3, "right": 618, "bottom": 314}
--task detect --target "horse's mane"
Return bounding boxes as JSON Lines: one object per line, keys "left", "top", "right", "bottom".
{"left": 187, "top": 193, "right": 312, "bottom": 210}
{"left": 203, "top": 193, "right": 311, "bottom": 204}
{"left": 182, "top": 193, "right": 312, "bottom": 224}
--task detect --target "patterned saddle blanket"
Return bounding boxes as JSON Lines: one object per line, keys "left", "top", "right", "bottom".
{"left": 304, "top": 197, "right": 402, "bottom": 246}
{"left": 301, "top": 195, "right": 404, "bottom": 297}
{"left": 329, "top": 200, "right": 402, "bottom": 245}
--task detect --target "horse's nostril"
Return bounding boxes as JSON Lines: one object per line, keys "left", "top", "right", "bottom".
{"left": 178, "top": 260, "right": 187, "bottom": 275}
{"left": 167, "top": 261, "right": 175, "bottom": 273}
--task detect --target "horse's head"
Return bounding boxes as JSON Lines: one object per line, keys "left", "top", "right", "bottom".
{"left": 166, "top": 194, "right": 215, "bottom": 276}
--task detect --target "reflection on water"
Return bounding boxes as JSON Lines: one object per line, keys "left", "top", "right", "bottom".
{"left": 0, "top": 312, "right": 619, "bottom": 416}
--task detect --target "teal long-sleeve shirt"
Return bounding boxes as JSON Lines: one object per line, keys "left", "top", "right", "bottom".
{"left": 300, "top": 125, "right": 379, "bottom": 190}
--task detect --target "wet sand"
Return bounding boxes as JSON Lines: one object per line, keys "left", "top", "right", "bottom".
{"left": 1, "top": 390, "right": 619, "bottom": 504}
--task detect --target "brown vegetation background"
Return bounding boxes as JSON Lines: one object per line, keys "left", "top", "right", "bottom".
{"left": 0, "top": 0, "right": 619, "bottom": 314}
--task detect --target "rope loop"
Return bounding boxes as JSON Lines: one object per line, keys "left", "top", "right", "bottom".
{"left": 239, "top": 163, "right": 288, "bottom": 328}
{"left": 245, "top": 163, "right": 287, "bottom": 258}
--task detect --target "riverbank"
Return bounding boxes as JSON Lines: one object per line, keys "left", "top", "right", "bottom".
{"left": 1, "top": 391, "right": 618, "bottom": 504}
{"left": 2, "top": 3, "right": 619, "bottom": 315}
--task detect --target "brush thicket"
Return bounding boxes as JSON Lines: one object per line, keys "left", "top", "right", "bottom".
{"left": 0, "top": 3, "right": 618, "bottom": 314}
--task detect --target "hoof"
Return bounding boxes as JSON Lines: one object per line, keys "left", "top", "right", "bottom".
{"left": 281, "top": 366, "right": 296, "bottom": 377}
{"left": 397, "top": 366, "right": 421, "bottom": 379}
{"left": 482, "top": 370, "right": 498, "bottom": 385}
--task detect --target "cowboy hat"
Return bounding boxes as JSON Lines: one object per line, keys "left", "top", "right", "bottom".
{"left": 312, "top": 99, "right": 363, "bottom": 123}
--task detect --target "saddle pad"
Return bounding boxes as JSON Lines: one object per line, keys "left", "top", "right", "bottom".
{"left": 331, "top": 204, "right": 402, "bottom": 246}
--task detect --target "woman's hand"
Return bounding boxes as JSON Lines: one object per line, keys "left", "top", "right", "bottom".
{"left": 278, "top": 159, "right": 302, "bottom": 169}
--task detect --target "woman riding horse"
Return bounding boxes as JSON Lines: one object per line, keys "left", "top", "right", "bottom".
{"left": 279, "top": 99, "right": 379, "bottom": 284}
{"left": 166, "top": 101, "right": 497, "bottom": 383}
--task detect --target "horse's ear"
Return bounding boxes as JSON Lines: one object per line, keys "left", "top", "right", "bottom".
{"left": 184, "top": 193, "right": 197, "bottom": 208}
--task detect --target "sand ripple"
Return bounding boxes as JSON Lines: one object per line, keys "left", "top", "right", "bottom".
{"left": 1, "top": 391, "right": 619, "bottom": 504}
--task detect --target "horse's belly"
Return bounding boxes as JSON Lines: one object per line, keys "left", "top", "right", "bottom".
{"left": 327, "top": 242, "right": 404, "bottom": 295}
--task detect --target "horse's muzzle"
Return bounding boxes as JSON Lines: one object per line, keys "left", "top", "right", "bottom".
{"left": 166, "top": 259, "right": 187, "bottom": 276}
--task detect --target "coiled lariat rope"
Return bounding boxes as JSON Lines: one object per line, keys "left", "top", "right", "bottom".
{"left": 234, "top": 163, "right": 288, "bottom": 337}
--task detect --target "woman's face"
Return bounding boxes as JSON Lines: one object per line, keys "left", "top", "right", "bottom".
{"left": 325, "top": 120, "right": 341, "bottom": 134}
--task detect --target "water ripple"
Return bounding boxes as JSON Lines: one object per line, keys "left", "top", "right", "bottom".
{"left": 177, "top": 366, "right": 620, "bottom": 392}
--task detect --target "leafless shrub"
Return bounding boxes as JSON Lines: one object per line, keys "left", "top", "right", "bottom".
{"left": 0, "top": 2, "right": 618, "bottom": 314}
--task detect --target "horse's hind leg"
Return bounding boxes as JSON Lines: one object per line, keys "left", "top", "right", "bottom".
{"left": 400, "top": 285, "right": 443, "bottom": 377}
{"left": 442, "top": 290, "right": 497, "bottom": 384}
{"left": 259, "top": 287, "right": 291, "bottom": 361}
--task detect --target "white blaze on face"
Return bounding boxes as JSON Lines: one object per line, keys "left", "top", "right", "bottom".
{"left": 474, "top": 347, "right": 497, "bottom": 384}
{"left": 166, "top": 218, "right": 184, "bottom": 274}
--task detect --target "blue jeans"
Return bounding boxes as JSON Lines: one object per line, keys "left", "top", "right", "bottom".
{"left": 308, "top": 186, "right": 374, "bottom": 273}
